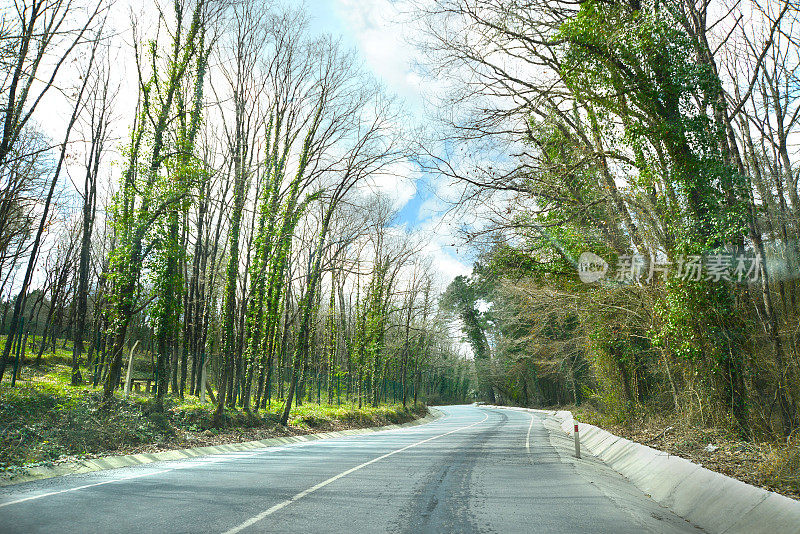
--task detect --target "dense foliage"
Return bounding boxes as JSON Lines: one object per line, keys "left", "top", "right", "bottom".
{"left": 424, "top": 0, "right": 799, "bottom": 441}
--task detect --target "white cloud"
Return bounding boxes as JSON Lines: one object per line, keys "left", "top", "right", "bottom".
{"left": 333, "top": 0, "right": 423, "bottom": 105}
{"left": 426, "top": 241, "right": 471, "bottom": 283}
{"left": 362, "top": 158, "right": 418, "bottom": 210}
{"left": 416, "top": 208, "right": 472, "bottom": 291}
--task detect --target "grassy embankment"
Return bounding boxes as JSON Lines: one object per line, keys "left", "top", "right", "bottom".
{"left": 0, "top": 340, "right": 427, "bottom": 471}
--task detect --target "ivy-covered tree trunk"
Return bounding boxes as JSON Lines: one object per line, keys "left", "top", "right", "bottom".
{"left": 102, "top": 2, "right": 206, "bottom": 403}
{"left": 214, "top": 100, "right": 246, "bottom": 422}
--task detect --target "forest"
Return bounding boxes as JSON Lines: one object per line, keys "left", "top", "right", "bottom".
{"left": 0, "top": 0, "right": 471, "bottom": 449}
{"left": 1, "top": 0, "right": 799, "bottom": 493}
{"left": 426, "top": 0, "right": 799, "bottom": 493}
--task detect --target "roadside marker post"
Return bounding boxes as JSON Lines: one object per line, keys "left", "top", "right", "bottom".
{"left": 574, "top": 423, "right": 581, "bottom": 459}
{"left": 200, "top": 354, "right": 207, "bottom": 404}
{"left": 123, "top": 340, "right": 140, "bottom": 399}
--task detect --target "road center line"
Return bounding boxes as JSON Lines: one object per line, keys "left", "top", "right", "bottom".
{"left": 221, "top": 412, "right": 490, "bottom": 534}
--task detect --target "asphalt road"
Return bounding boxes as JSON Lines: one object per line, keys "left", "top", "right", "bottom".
{"left": 0, "top": 405, "right": 701, "bottom": 533}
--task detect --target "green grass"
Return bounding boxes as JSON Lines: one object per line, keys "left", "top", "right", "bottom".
{"left": 0, "top": 381, "right": 175, "bottom": 468}
{"left": 0, "top": 347, "right": 427, "bottom": 469}
{"left": 283, "top": 402, "right": 427, "bottom": 429}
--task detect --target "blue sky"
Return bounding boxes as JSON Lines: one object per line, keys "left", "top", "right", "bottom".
{"left": 302, "top": 0, "right": 473, "bottom": 282}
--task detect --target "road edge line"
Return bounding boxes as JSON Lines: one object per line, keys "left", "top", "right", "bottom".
{"left": 491, "top": 405, "right": 800, "bottom": 534}
{"left": 0, "top": 408, "right": 444, "bottom": 488}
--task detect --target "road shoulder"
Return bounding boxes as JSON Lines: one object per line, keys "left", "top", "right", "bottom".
{"left": 487, "top": 406, "right": 703, "bottom": 533}
{"left": 0, "top": 407, "right": 443, "bottom": 488}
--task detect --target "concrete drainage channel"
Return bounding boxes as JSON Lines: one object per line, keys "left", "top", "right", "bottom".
{"left": 0, "top": 408, "right": 443, "bottom": 487}
{"left": 494, "top": 405, "right": 800, "bottom": 534}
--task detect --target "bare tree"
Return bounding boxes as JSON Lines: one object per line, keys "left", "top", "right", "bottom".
{"left": 0, "top": 0, "right": 105, "bottom": 167}
{"left": 71, "top": 45, "right": 115, "bottom": 384}
{"left": 1, "top": 19, "right": 103, "bottom": 382}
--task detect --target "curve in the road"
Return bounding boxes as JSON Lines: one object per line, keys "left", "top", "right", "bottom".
{"left": 0, "top": 405, "right": 700, "bottom": 533}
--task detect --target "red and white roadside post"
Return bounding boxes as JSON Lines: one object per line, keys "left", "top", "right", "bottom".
{"left": 574, "top": 422, "right": 581, "bottom": 459}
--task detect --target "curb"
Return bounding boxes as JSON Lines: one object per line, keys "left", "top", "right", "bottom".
{"left": 0, "top": 408, "right": 443, "bottom": 488}
{"left": 489, "top": 405, "right": 800, "bottom": 534}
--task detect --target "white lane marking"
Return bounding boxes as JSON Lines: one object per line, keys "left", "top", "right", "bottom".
{"left": 221, "top": 411, "right": 489, "bottom": 534}
{"left": 0, "top": 415, "right": 458, "bottom": 511}
{"left": 526, "top": 413, "right": 535, "bottom": 455}
{"left": 0, "top": 469, "right": 171, "bottom": 509}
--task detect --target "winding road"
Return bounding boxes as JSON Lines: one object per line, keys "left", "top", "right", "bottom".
{"left": 0, "top": 405, "right": 700, "bottom": 533}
